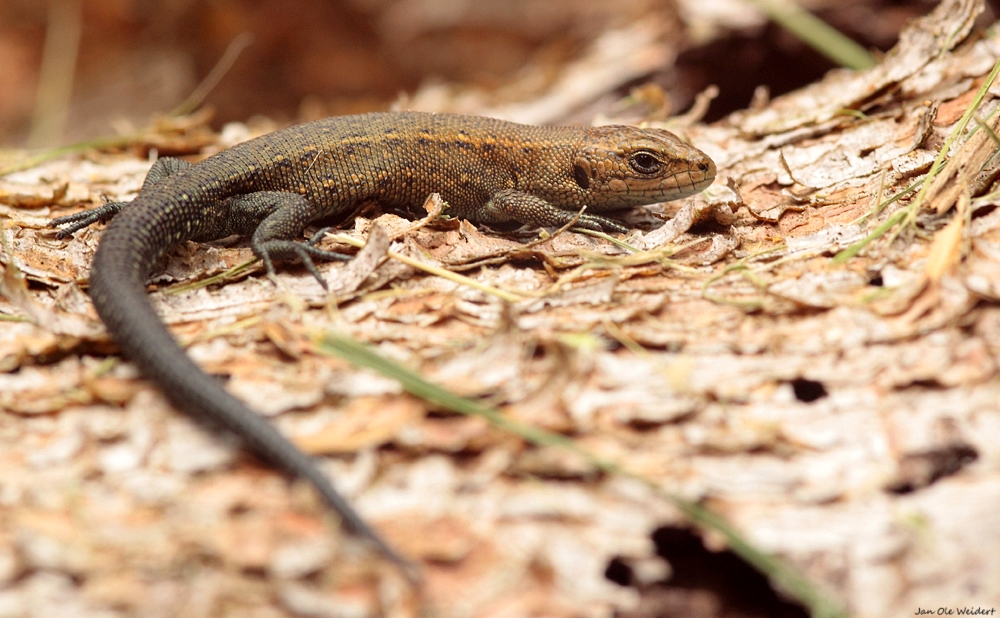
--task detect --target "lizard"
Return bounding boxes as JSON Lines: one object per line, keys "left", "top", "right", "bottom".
{"left": 51, "top": 111, "right": 716, "bottom": 579}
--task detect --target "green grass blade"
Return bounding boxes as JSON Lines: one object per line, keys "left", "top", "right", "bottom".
{"left": 747, "top": 0, "right": 876, "bottom": 70}
{"left": 317, "top": 332, "right": 848, "bottom": 618}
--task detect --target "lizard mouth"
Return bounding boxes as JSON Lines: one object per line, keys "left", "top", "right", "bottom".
{"left": 675, "top": 155, "right": 717, "bottom": 197}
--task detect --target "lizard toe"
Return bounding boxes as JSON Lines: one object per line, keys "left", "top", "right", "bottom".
{"left": 254, "top": 239, "right": 352, "bottom": 288}
{"left": 576, "top": 214, "right": 629, "bottom": 235}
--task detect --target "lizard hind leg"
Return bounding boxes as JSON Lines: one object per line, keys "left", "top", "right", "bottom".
{"left": 244, "top": 191, "right": 352, "bottom": 289}
{"left": 52, "top": 157, "right": 193, "bottom": 237}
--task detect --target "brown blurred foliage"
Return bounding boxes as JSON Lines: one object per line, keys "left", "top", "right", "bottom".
{"left": 0, "top": 0, "right": 677, "bottom": 146}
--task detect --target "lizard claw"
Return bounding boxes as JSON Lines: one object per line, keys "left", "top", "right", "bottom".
{"left": 254, "top": 239, "right": 351, "bottom": 290}
{"left": 306, "top": 227, "right": 333, "bottom": 247}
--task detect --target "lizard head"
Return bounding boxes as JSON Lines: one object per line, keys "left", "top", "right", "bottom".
{"left": 573, "top": 125, "right": 716, "bottom": 210}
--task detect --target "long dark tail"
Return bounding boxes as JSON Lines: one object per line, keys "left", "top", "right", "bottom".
{"left": 88, "top": 215, "right": 417, "bottom": 579}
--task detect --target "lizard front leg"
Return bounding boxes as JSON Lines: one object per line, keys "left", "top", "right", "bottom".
{"left": 479, "top": 188, "right": 629, "bottom": 234}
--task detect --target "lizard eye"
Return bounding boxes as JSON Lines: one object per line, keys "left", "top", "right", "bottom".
{"left": 629, "top": 151, "right": 662, "bottom": 174}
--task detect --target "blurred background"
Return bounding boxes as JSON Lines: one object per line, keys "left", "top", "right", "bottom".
{"left": 1, "top": 0, "right": 994, "bottom": 147}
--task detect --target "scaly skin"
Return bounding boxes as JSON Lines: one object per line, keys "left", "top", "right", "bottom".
{"left": 52, "top": 111, "right": 716, "bottom": 579}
